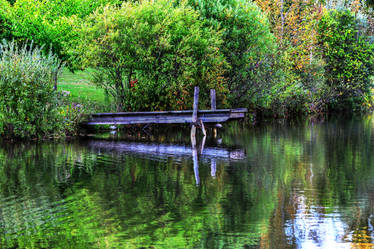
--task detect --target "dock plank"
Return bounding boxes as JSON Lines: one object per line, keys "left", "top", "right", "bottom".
{"left": 82, "top": 108, "right": 247, "bottom": 126}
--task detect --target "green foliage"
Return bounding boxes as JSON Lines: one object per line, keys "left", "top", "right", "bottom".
{"left": 318, "top": 9, "right": 374, "bottom": 111}
{"left": 0, "top": 40, "right": 66, "bottom": 139}
{"left": 78, "top": 0, "right": 227, "bottom": 111}
{"left": 2, "top": 0, "right": 373, "bottom": 120}
{"left": 0, "top": 0, "right": 11, "bottom": 40}
{"left": 10, "top": 0, "right": 121, "bottom": 67}
{"left": 186, "top": 0, "right": 277, "bottom": 109}
{"left": 267, "top": 73, "right": 309, "bottom": 117}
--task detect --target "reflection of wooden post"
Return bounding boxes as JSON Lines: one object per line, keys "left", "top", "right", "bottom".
{"left": 200, "top": 119, "right": 206, "bottom": 137}
{"left": 190, "top": 90, "right": 198, "bottom": 184}
{"left": 199, "top": 135, "right": 206, "bottom": 155}
{"left": 191, "top": 86, "right": 199, "bottom": 138}
{"left": 211, "top": 89, "right": 217, "bottom": 138}
{"left": 191, "top": 132, "right": 200, "bottom": 186}
{"left": 211, "top": 158, "right": 216, "bottom": 178}
{"left": 191, "top": 89, "right": 198, "bottom": 183}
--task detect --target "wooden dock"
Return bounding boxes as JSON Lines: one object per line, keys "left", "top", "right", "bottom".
{"left": 82, "top": 108, "right": 247, "bottom": 126}
{"left": 81, "top": 87, "right": 247, "bottom": 130}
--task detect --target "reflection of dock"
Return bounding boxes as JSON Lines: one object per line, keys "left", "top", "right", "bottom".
{"left": 87, "top": 138, "right": 245, "bottom": 186}
{"left": 87, "top": 140, "right": 245, "bottom": 161}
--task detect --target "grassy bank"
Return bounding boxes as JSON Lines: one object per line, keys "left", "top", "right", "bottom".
{"left": 58, "top": 69, "right": 113, "bottom": 112}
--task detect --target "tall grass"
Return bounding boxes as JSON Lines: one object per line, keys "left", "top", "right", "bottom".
{"left": 0, "top": 40, "right": 67, "bottom": 139}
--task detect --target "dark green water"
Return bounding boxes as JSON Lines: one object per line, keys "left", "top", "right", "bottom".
{"left": 1, "top": 116, "right": 374, "bottom": 249}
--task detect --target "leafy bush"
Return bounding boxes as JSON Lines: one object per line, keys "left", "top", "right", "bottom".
{"left": 0, "top": 0, "right": 11, "bottom": 40}
{"left": 78, "top": 0, "right": 227, "bottom": 111}
{"left": 10, "top": 0, "right": 121, "bottom": 67}
{"left": 0, "top": 40, "right": 66, "bottom": 139}
{"left": 318, "top": 9, "right": 374, "bottom": 110}
{"left": 186, "top": 0, "right": 277, "bottom": 109}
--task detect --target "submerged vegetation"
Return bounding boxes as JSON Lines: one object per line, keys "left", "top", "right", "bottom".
{"left": 0, "top": 0, "right": 374, "bottom": 138}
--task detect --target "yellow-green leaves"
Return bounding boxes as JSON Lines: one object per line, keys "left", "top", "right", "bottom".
{"left": 0, "top": 0, "right": 11, "bottom": 40}
{"left": 318, "top": 9, "right": 374, "bottom": 111}
{"left": 77, "top": 0, "right": 228, "bottom": 111}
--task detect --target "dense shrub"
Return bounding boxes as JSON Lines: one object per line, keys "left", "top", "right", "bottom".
{"left": 186, "top": 0, "right": 277, "bottom": 109}
{"left": 10, "top": 0, "right": 122, "bottom": 67}
{"left": 318, "top": 9, "right": 374, "bottom": 111}
{"left": 254, "top": 0, "right": 325, "bottom": 87}
{"left": 78, "top": 0, "right": 227, "bottom": 111}
{"left": 0, "top": 41, "right": 66, "bottom": 139}
{"left": 2, "top": 0, "right": 373, "bottom": 125}
{"left": 0, "top": 0, "right": 11, "bottom": 40}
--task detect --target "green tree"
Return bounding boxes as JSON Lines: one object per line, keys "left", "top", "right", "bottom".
{"left": 186, "top": 0, "right": 277, "bottom": 109}
{"left": 318, "top": 9, "right": 374, "bottom": 111}
{"left": 10, "top": 0, "right": 121, "bottom": 68}
{"left": 77, "top": 0, "right": 227, "bottom": 111}
{"left": 0, "top": 0, "right": 11, "bottom": 40}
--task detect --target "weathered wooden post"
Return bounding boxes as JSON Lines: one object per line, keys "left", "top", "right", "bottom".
{"left": 210, "top": 89, "right": 218, "bottom": 138}
{"left": 199, "top": 135, "right": 206, "bottom": 155}
{"left": 191, "top": 87, "right": 201, "bottom": 186}
{"left": 200, "top": 120, "right": 207, "bottom": 136}
{"left": 192, "top": 87, "right": 199, "bottom": 123}
{"left": 191, "top": 86, "right": 199, "bottom": 138}
{"left": 210, "top": 89, "right": 216, "bottom": 110}
{"left": 191, "top": 86, "right": 206, "bottom": 137}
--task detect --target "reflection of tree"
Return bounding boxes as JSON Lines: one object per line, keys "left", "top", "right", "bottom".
{"left": 83, "top": 155, "right": 273, "bottom": 248}
{"left": 2, "top": 116, "right": 374, "bottom": 248}
{"left": 0, "top": 142, "right": 121, "bottom": 248}
{"left": 0, "top": 139, "right": 276, "bottom": 248}
{"left": 225, "top": 116, "right": 374, "bottom": 248}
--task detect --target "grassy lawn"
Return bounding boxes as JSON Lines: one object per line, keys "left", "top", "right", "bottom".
{"left": 58, "top": 69, "right": 113, "bottom": 112}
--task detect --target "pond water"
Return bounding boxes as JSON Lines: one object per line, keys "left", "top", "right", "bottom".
{"left": 1, "top": 116, "right": 374, "bottom": 248}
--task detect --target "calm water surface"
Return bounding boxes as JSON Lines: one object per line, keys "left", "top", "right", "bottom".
{"left": 1, "top": 116, "right": 374, "bottom": 248}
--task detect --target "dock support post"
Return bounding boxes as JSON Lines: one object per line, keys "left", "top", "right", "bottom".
{"left": 199, "top": 134, "right": 206, "bottom": 154}
{"left": 200, "top": 120, "right": 206, "bottom": 137}
{"left": 192, "top": 87, "right": 199, "bottom": 124}
{"left": 191, "top": 86, "right": 200, "bottom": 138}
{"left": 210, "top": 89, "right": 216, "bottom": 110}
{"left": 210, "top": 89, "right": 218, "bottom": 138}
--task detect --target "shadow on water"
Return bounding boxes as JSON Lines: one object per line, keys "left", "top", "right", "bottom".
{"left": 1, "top": 116, "right": 374, "bottom": 248}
